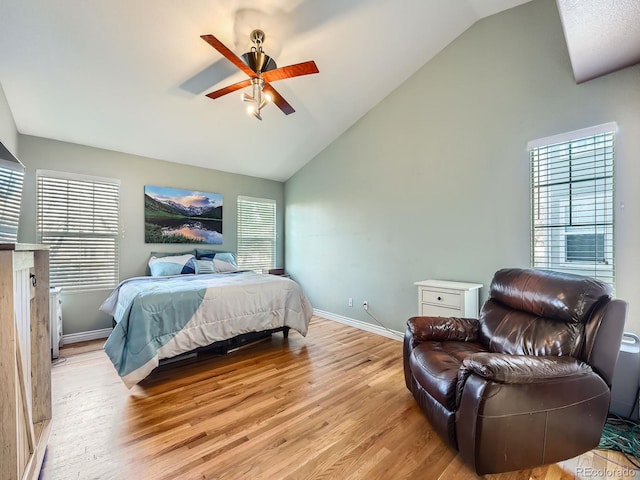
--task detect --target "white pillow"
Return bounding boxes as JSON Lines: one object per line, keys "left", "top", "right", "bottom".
{"left": 195, "top": 258, "right": 215, "bottom": 274}
{"left": 148, "top": 254, "right": 197, "bottom": 276}
{"left": 212, "top": 253, "right": 238, "bottom": 273}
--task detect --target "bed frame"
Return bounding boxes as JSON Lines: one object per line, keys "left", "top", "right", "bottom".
{"left": 111, "top": 317, "right": 290, "bottom": 364}
{"left": 158, "top": 326, "right": 291, "bottom": 365}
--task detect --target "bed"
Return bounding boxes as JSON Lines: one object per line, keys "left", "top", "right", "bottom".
{"left": 100, "top": 266, "right": 313, "bottom": 388}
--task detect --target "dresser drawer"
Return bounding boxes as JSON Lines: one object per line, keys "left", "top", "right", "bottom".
{"left": 421, "top": 289, "right": 461, "bottom": 309}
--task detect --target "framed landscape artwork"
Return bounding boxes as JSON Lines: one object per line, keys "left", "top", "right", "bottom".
{"left": 144, "top": 185, "right": 223, "bottom": 244}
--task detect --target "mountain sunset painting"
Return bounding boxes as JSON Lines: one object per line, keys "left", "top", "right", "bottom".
{"left": 144, "top": 185, "right": 223, "bottom": 244}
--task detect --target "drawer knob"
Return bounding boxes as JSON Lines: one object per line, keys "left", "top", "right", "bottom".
{"left": 437, "top": 296, "right": 442, "bottom": 301}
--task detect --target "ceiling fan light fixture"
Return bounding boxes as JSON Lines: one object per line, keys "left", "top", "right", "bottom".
{"left": 201, "top": 29, "right": 318, "bottom": 119}
{"left": 240, "top": 77, "right": 270, "bottom": 120}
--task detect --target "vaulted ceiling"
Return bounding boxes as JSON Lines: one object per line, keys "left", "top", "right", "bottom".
{"left": 0, "top": 1, "right": 637, "bottom": 181}
{"left": 556, "top": 0, "right": 640, "bottom": 83}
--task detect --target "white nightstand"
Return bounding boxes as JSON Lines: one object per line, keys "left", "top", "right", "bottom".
{"left": 50, "top": 287, "right": 63, "bottom": 358}
{"left": 414, "top": 280, "right": 483, "bottom": 319}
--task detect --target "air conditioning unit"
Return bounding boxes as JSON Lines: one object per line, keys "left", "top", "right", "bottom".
{"left": 610, "top": 332, "right": 640, "bottom": 420}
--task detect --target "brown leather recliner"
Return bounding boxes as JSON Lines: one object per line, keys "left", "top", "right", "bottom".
{"left": 403, "top": 268, "right": 627, "bottom": 475}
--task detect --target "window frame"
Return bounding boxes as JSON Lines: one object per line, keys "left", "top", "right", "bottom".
{"left": 236, "top": 195, "right": 277, "bottom": 274}
{"left": 0, "top": 158, "right": 25, "bottom": 243}
{"left": 528, "top": 122, "right": 616, "bottom": 287}
{"left": 36, "top": 169, "right": 120, "bottom": 292}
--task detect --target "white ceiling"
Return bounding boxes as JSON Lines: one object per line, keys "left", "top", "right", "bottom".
{"left": 557, "top": 0, "right": 640, "bottom": 83}
{"left": 0, "top": 0, "right": 637, "bottom": 182}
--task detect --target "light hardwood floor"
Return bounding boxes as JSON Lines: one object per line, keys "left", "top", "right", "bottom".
{"left": 41, "top": 317, "right": 638, "bottom": 480}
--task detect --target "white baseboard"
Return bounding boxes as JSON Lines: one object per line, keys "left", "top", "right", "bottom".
{"left": 313, "top": 309, "right": 404, "bottom": 342}
{"left": 62, "top": 327, "right": 112, "bottom": 345}
{"left": 61, "top": 314, "right": 403, "bottom": 345}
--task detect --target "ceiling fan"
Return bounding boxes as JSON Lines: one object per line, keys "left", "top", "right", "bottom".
{"left": 201, "top": 29, "right": 319, "bottom": 120}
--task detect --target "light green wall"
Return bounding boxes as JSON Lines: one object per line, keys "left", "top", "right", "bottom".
{"left": 0, "top": 82, "right": 18, "bottom": 154}
{"left": 285, "top": 0, "right": 640, "bottom": 334}
{"left": 18, "top": 135, "right": 284, "bottom": 335}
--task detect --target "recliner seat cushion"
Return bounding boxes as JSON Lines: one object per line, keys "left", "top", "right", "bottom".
{"left": 410, "top": 341, "right": 487, "bottom": 410}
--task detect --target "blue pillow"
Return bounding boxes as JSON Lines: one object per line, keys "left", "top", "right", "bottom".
{"left": 151, "top": 250, "right": 196, "bottom": 258}
{"left": 195, "top": 248, "right": 220, "bottom": 259}
{"left": 148, "top": 254, "right": 197, "bottom": 276}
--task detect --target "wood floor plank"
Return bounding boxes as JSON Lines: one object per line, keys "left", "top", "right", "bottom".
{"left": 40, "top": 316, "right": 638, "bottom": 480}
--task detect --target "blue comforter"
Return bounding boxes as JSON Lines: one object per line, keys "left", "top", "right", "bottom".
{"left": 100, "top": 272, "right": 312, "bottom": 388}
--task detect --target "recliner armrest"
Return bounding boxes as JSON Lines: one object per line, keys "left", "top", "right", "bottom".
{"left": 455, "top": 352, "right": 610, "bottom": 474}
{"left": 407, "top": 316, "right": 479, "bottom": 345}
{"left": 460, "top": 352, "right": 592, "bottom": 385}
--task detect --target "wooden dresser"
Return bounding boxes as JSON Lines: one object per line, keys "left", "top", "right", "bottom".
{"left": 0, "top": 244, "right": 52, "bottom": 480}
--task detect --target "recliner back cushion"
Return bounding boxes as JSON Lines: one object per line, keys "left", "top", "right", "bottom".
{"left": 489, "top": 268, "right": 612, "bottom": 324}
{"left": 479, "top": 299, "right": 583, "bottom": 356}
{"left": 478, "top": 268, "right": 612, "bottom": 356}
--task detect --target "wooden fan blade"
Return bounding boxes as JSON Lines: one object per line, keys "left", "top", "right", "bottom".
{"left": 205, "top": 79, "right": 252, "bottom": 99}
{"left": 263, "top": 83, "right": 295, "bottom": 115}
{"left": 201, "top": 34, "right": 256, "bottom": 78}
{"left": 261, "top": 61, "right": 319, "bottom": 83}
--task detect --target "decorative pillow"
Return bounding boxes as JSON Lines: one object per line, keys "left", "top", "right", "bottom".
{"left": 212, "top": 252, "right": 238, "bottom": 273}
{"left": 151, "top": 250, "right": 197, "bottom": 258}
{"left": 195, "top": 258, "right": 215, "bottom": 274}
{"left": 195, "top": 249, "right": 238, "bottom": 273}
{"left": 148, "top": 254, "right": 197, "bottom": 276}
{"left": 146, "top": 251, "right": 197, "bottom": 275}
{"left": 195, "top": 248, "right": 220, "bottom": 259}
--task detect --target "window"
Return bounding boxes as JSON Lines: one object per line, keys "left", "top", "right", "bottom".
{"left": 237, "top": 196, "right": 276, "bottom": 273}
{"left": 0, "top": 159, "right": 25, "bottom": 243}
{"left": 529, "top": 123, "right": 616, "bottom": 287}
{"left": 36, "top": 170, "right": 120, "bottom": 291}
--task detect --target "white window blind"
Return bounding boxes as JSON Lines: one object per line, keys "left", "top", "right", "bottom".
{"left": 0, "top": 159, "right": 25, "bottom": 243}
{"left": 237, "top": 196, "right": 276, "bottom": 274}
{"left": 529, "top": 123, "right": 616, "bottom": 287}
{"left": 36, "top": 170, "right": 120, "bottom": 291}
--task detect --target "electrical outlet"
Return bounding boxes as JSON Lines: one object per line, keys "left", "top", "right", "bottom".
{"left": 363, "top": 300, "right": 368, "bottom": 311}
{"left": 348, "top": 297, "right": 353, "bottom": 307}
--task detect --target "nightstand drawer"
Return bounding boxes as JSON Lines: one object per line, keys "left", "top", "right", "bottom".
{"left": 420, "top": 303, "right": 460, "bottom": 317}
{"left": 421, "top": 289, "right": 460, "bottom": 309}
